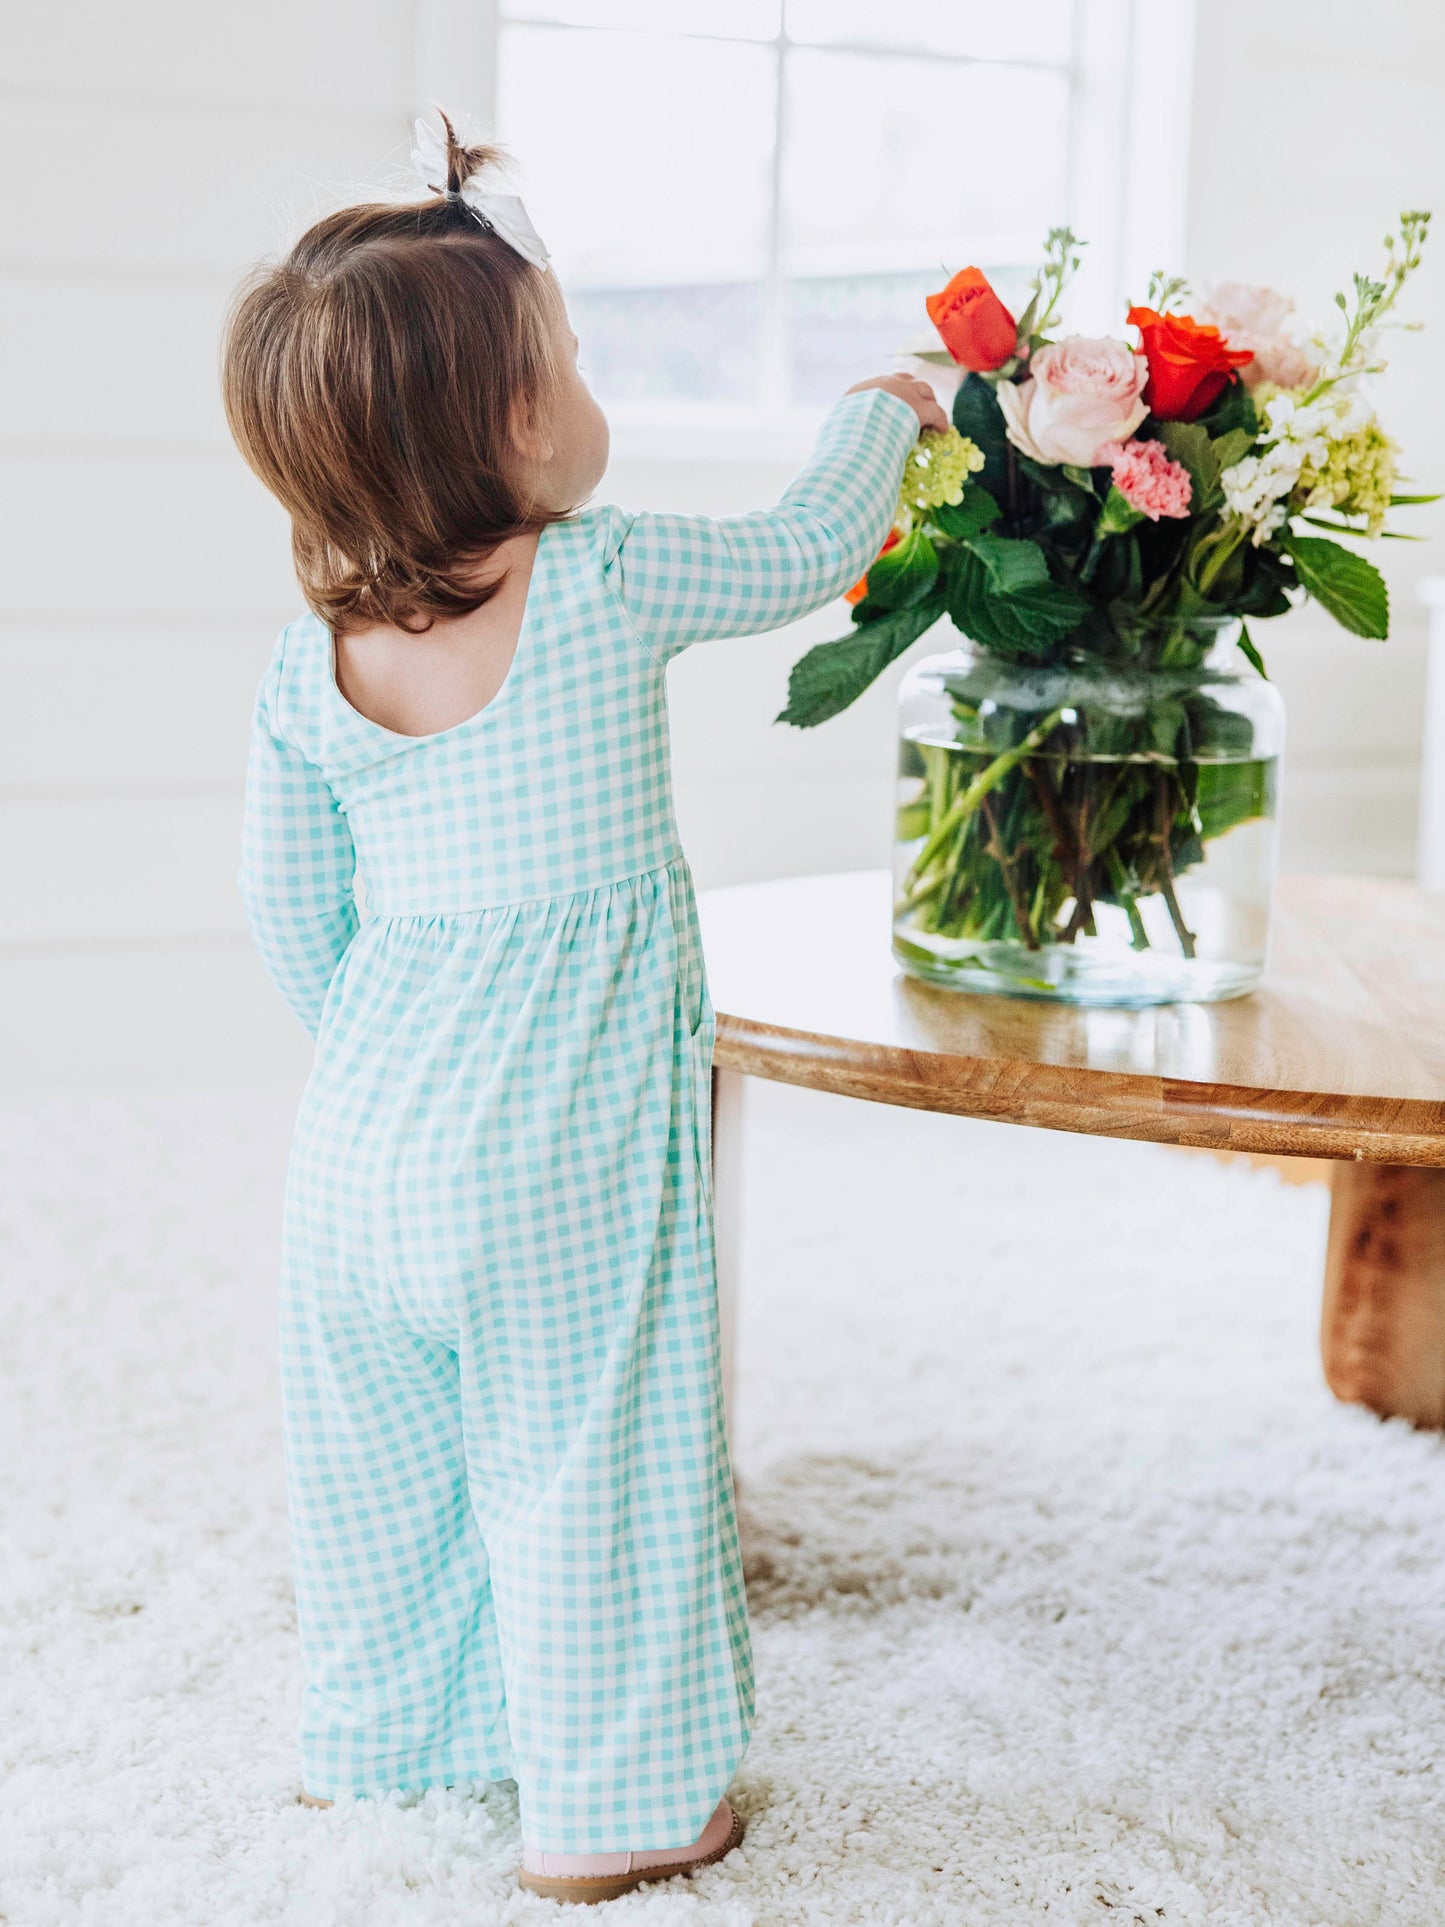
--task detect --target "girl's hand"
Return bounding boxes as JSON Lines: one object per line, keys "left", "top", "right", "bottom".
{"left": 846, "top": 374, "right": 949, "bottom": 434}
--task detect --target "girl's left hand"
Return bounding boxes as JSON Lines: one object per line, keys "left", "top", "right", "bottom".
{"left": 845, "top": 373, "right": 949, "bottom": 434}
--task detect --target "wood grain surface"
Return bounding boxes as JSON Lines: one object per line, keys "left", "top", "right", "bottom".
{"left": 698, "top": 870, "right": 1445, "bottom": 1165}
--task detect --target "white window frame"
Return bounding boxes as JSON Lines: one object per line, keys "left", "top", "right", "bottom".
{"left": 414, "top": 0, "right": 1195, "bottom": 464}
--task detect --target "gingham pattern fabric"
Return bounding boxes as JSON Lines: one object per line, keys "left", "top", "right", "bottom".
{"left": 239, "top": 387, "right": 917, "bottom": 1852}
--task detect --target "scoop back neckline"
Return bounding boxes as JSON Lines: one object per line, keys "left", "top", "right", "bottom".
{"left": 322, "top": 522, "right": 557, "bottom": 746}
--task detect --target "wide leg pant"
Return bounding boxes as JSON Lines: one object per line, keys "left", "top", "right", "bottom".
{"left": 277, "top": 867, "right": 753, "bottom": 1852}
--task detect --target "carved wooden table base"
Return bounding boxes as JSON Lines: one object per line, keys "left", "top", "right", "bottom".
{"left": 1323, "top": 1164, "right": 1445, "bottom": 1427}
{"left": 700, "top": 870, "right": 1445, "bottom": 1430}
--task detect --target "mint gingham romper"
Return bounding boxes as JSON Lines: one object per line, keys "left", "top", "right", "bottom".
{"left": 239, "top": 387, "right": 917, "bottom": 1852}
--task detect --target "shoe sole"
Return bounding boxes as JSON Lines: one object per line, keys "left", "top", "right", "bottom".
{"left": 516, "top": 1807, "right": 746, "bottom": 1904}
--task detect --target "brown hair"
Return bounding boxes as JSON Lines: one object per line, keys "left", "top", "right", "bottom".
{"left": 222, "top": 114, "right": 562, "bottom": 634}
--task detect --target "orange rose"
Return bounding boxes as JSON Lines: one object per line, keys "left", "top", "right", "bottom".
{"left": 926, "top": 268, "right": 1018, "bottom": 372}
{"left": 1127, "top": 305, "right": 1253, "bottom": 422}
{"left": 844, "top": 528, "right": 901, "bottom": 606}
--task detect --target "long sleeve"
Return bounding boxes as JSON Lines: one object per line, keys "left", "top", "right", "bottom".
{"left": 239, "top": 639, "right": 359, "bottom": 1037}
{"left": 604, "top": 386, "right": 918, "bottom": 663}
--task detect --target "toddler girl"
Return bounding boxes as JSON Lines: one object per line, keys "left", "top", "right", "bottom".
{"left": 224, "top": 112, "right": 942, "bottom": 1904}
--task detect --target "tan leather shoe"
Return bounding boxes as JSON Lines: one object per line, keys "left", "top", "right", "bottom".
{"left": 297, "top": 1791, "right": 333, "bottom": 1809}
{"left": 517, "top": 1799, "right": 744, "bottom": 1904}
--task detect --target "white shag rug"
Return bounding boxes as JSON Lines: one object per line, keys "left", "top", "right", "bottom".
{"left": 2, "top": 1080, "right": 1443, "bottom": 1926}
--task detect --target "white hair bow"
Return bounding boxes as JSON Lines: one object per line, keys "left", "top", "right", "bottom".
{"left": 410, "top": 115, "right": 550, "bottom": 270}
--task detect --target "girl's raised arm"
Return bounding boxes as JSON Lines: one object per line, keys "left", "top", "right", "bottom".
{"left": 239, "top": 645, "right": 359, "bottom": 1036}
{"left": 603, "top": 383, "right": 933, "bottom": 664}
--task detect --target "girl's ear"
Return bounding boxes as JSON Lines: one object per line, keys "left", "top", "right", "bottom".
{"left": 508, "top": 395, "right": 554, "bottom": 467}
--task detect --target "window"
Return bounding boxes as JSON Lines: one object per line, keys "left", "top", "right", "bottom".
{"left": 495, "top": 1, "right": 1193, "bottom": 443}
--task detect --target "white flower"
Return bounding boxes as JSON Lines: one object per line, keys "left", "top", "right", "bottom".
{"left": 1221, "top": 386, "right": 1378, "bottom": 545}
{"left": 1221, "top": 448, "right": 1299, "bottom": 544}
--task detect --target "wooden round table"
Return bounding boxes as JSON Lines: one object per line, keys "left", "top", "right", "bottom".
{"left": 698, "top": 869, "right": 1445, "bottom": 1428}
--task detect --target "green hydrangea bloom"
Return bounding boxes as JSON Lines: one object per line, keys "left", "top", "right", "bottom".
{"left": 1291, "top": 414, "right": 1398, "bottom": 535}
{"left": 898, "top": 426, "right": 985, "bottom": 520}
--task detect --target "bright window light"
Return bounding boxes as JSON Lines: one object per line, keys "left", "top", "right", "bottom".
{"left": 495, "top": 1, "right": 1192, "bottom": 430}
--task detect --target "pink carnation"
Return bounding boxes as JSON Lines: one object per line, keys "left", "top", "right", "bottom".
{"left": 1097, "top": 439, "right": 1193, "bottom": 520}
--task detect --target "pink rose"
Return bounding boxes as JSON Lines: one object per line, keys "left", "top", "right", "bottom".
{"left": 1194, "top": 282, "right": 1319, "bottom": 392}
{"left": 997, "top": 336, "right": 1149, "bottom": 467}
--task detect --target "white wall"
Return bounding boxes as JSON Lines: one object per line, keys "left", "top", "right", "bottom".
{"left": 1184, "top": 0, "right": 1445, "bottom": 875}
{"left": 0, "top": 0, "right": 497, "bottom": 1090}
{"left": 2, "top": 1, "right": 1440, "bottom": 1093}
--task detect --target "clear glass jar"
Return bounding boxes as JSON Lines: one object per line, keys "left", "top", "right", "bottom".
{"left": 892, "top": 620, "right": 1285, "bottom": 1005}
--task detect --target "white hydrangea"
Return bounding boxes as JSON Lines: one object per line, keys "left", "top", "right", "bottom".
{"left": 1220, "top": 388, "right": 1372, "bottom": 545}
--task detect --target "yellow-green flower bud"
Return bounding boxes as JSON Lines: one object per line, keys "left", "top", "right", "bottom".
{"left": 898, "top": 426, "right": 985, "bottom": 520}
{"left": 1291, "top": 414, "right": 1398, "bottom": 535}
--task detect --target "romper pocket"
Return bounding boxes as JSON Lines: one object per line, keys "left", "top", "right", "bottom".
{"left": 678, "top": 953, "right": 710, "bottom": 1041}
{"left": 665, "top": 862, "right": 711, "bottom": 1041}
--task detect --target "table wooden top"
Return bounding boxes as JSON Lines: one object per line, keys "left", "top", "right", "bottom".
{"left": 697, "top": 869, "right": 1445, "bottom": 1166}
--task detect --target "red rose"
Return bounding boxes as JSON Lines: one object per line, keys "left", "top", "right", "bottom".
{"left": 844, "top": 528, "right": 900, "bottom": 606}
{"left": 1127, "top": 305, "right": 1253, "bottom": 422}
{"left": 926, "top": 268, "right": 1018, "bottom": 372}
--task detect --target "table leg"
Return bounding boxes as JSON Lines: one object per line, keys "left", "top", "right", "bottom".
{"left": 1321, "top": 1161, "right": 1445, "bottom": 1428}
{"left": 711, "top": 1064, "right": 745, "bottom": 1441}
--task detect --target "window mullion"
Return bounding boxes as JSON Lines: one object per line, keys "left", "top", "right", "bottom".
{"left": 759, "top": 28, "right": 791, "bottom": 410}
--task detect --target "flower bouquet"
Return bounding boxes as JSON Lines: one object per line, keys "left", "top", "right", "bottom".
{"left": 778, "top": 217, "right": 1433, "bottom": 1004}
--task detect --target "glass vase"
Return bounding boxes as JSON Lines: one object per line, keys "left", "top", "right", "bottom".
{"left": 892, "top": 619, "right": 1285, "bottom": 1005}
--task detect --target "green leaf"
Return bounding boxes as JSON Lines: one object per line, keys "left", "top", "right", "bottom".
{"left": 1389, "top": 490, "right": 1441, "bottom": 505}
{"left": 1015, "top": 454, "right": 1066, "bottom": 492}
{"left": 1032, "top": 478, "right": 1098, "bottom": 544}
{"left": 1210, "top": 426, "right": 1255, "bottom": 475}
{"left": 965, "top": 531, "right": 1050, "bottom": 595}
{"left": 1156, "top": 420, "right": 1256, "bottom": 517}
{"left": 858, "top": 527, "right": 939, "bottom": 611}
{"left": 1061, "top": 463, "right": 1098, "bottom": 491}
{"left": 1283, "top": 533, "right": 1390, "bottom": 638}
{"left": 951, "top": 373, "right": 1013, "bottom": 503}
{"left": 1142, "top": 700, "right": 1187, "bottom": 759}
{"left": 1172, "top": 578, "right": 1221, "bottom": 622}
{"left": 1232, "top": 543, "right": 1297, "bottom": 618}
{"left": 1154, "top": 420, "right": 1223, "bottom": 513}
{"left": 1012, "top": 288, "right": 1041, "bottom": 343}
{"left": 1070, "top": 606, "right": 1140, "bottom": 660}
{"left": 1195, "top": 758, "right": 1275, "bottom": 841}
{"left": 1156, "top": 419, "right": 1212, "bottom": 481}
{"left": 943, "top": 547, "right": 1090, "bottom": 657}
{"left": 1301, "top": 515, "right": 1423, "bottom": 541}
{"left": 932, "top": 487, "right": 1000, "bottom": 541}
{"left": 775, "top": 599, "right": 944, "bottom": 728}
{"left": 1194, "top": 377, "right": 1258, "bottom": 439}
{"left": 1187, "top": 695, "right": 1261, "bottom": 765}
{"left": 1236, "top": 620, "right": 1268, "bottom": 678}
